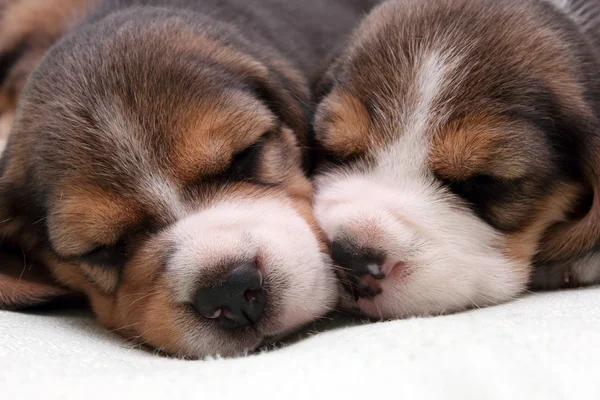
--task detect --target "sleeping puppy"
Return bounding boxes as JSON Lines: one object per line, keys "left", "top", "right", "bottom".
{"left": 313, "top": 0, "right": 600, "bottom": 319}
{"left": 0, "top": 0, "right": 376, "bottom": 358}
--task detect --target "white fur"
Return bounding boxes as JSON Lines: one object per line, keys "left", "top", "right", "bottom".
{"left": 141, "top": 175, "right": 188, "bottom": 220}
{"left": 166, "top": 199, "right": 337, "bottom": 355}
{"left": 315, "top": 51, "right": 528, "bottom": 319}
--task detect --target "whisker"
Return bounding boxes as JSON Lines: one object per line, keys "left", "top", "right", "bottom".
{"left": 119, "top": 291, "right": 160, "bottom": 300}
{"left": 107, "top": 322, "right": 142, "bottom": 334}
{"left": 125, "top": 291, "right": 160, "bottom": 311}
{"left": 12, "top": 249, "right": 29, "bottom": 297}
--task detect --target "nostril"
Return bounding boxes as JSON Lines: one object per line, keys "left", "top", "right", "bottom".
{"left": 193, "top": 261, "right": 267, "bottom": 329}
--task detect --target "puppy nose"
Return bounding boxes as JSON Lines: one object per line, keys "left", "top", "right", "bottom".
{"left": 193, "top": 261, "right": 266, "bottom": 329}
{"left": 331, "top": 239, "right": 387, "bottom": 299}
{"left": 332, "top": 240, "right": 386, "bottom": 278}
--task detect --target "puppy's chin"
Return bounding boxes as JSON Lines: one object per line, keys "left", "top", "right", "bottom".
{"left": 116, "top": 198, "right": 337, "bottom": 359}
{"left": 315, "top": 173, "right": 529, "bottom": 319}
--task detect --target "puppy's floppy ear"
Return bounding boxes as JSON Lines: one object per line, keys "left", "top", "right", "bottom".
{"left": 0, "top": 160, "right": 76, "bottom": 310}
{"left": 249, "top": 70, "right": 310, "bottom": 142}
{"left": 0, "top": 0, "right": 92, "bottom": 114}
{"left": 538, "top": 118, "right": 600, "bottom": 263}
{"left": 0, "top": 250, "right": 73, "bottom": 310}
{"left": 241, "top": 59, "right": 312, "bottom": 167}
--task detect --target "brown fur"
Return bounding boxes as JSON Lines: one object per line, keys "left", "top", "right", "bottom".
{"left": 314, "top": 91, "right": 374, "bottom": 158}
{"left": 430, "top": 116, "right": 530, "bottom": 181}
{"left": 173, "top": 93, "right": 276, "bottom": 182}
{"left": 0, "top": 0, "right": 94, "bottom": 138}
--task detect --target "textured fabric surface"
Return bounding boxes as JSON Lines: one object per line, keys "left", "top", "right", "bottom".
{"left": 1, "top": 287, "right": 599, "bottom": 399}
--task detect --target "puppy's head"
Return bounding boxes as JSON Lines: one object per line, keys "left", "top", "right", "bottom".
{"left": 0, "top": 8, "right": 337, "bottom": 358}
{"left": 313, "top": 0, "right": 600, "bottom": 318}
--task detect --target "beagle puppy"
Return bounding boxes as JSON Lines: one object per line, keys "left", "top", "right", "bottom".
{"left": 0, "top": 0, "right": 376, "bottom": 358}
{"left": 312, "top": 0, "right": 600, "bottom": 319}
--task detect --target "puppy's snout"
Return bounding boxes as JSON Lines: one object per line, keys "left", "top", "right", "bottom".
{"left": 331, "top": 239, "right": 388, "bottom": 299}
{"left": 194, "top": 261, "right": 266, "bottom": 329}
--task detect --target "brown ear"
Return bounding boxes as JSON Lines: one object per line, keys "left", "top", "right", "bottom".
{"left": 228, "top": 53, "right": 312, "bottom": 170}
{"left": 0, "top": 1, "right": 88, "bottom": 309}
{"left": 538, "top": 124, "right": 600, "bottom": 263}
{"left": 0, "top": 249, "right": 74, "bottom": 310}
{"left": 245, "top": 64, "right": 311, "bottom": 159}
{"left": 0, "top": 0, "right": 93, "bottom": 122}
{"left": 0, "top": 191, "right": 77, "bottom": 309}
{"left": 0, "top": 154, "right": 76, "bottom": 310}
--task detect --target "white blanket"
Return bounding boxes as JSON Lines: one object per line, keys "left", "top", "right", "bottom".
{"left": 1, "top": 287, "right": 599, "bottom": 400}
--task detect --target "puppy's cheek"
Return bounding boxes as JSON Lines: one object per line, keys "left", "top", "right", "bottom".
{"left": 132, "top": 287, "right": 189, "bottom": 356}
{"left": 112, "top": 268, "right": 211, "bottom": 358}
{"left": 275, "top": 165, "right": 330, "bottom": 253}
{"left": 134, "top": 290, "right": 262, "bottom": 358}
{"left": 40, "top": 256, "right": 123, "bottom": 327}
{"left": 115, "top": 277, "right": 234, "bottom": 359}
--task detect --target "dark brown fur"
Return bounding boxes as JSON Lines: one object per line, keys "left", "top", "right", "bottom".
{"left": 0, "top": 0, "right": 95, "bottom": 139}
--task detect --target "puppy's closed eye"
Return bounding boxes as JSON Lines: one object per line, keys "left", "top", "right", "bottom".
{"left": 76, "top": 240, "right": 127, "bottom": 269}
{"left": 217, "top": 130, "right": 280, "bottom": 186}
{"left": 70, "top": 241, "right": 129, "bottom": 294}
{"left": 441, "top": 174, "right": 505, "bottom": 207}
{"left": 439, "top": 173, "right": 537, "bottom": 232}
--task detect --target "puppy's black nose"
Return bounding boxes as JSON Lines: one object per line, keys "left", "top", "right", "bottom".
{"left": 194, "top": 261, "right": 266, "bottom": 329}
{"left": 332, "top": 240, "right": 386, "bottom": 278}
{"left": 331, "top": 239, "right": 387, "bottom": 299}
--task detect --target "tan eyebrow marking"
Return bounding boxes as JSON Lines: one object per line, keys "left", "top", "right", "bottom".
{"left": 429, "top": 115, "right": 529, "bottom": 181}
{"left": 172, "top": 91, "right": 277, "bottom": 183}
{"left": 315, "top": 91, "right": 373, "bottom": 157}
